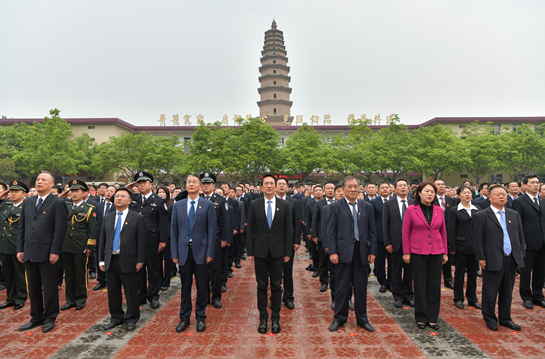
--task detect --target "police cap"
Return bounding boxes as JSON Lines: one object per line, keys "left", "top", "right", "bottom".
{"left": 134, "top": 171, "right": 154, "bottom": 183}
{"left": 199, "top": 172, "right": 216, "bottom": 183}
{"left": 9, "top": 179, "right": 29, "bottom": 193}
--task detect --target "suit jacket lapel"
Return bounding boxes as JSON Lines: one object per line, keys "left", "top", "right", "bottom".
{"left": 429, "top": 206, "right": 441, "bottom": 228}
{"left": 34, "top": 195, "right": 53, "bottom": 217}
{"left": 414, "top": 205, "right": 430, "bottom": 228}
{"left": 523, "top": 194, "right": 540, "bottom": 212}
{"left": 486, "top": 207, "right": 502, "bottom": 229}
{"left": 121, "top": 211, "right": 134, "bottom": 233}
{"left": 340, "top": 199, "right": 353, "bottom": 218}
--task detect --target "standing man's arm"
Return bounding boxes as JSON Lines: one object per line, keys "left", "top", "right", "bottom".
{"left": 246, "top": 202, "right": 255, "bottom": 263}
{"left": 239, "top": 202, "right": 245, "bottom": 231}
{"left": 16, "top": 200, "right": 26, "bottom": 263}
{"left": 85, "top": 207, "right": 97, "bottom": 257}
{"left": 473, "top": 214, "right": 486, "bottom": 270}
{"left": 515, "top": 212, "right": 526, "bottom": 259}
{"left": 220, "top": 199, "right": 230, "bottom": 247}
{"left": 136, "top": 216, "right": 147, "bottom": 271}
{"left": 171, "top": 203, "right": 179, "bottom": 264}
{"left": 206, "top": 203, "right": 217, "bottom": 262}
{"left": 383, "top": 203, "right": 392, "bottom": 253}
{"left": 98, "top": 219, "right": 107, "bottom": 269}
{"left": 283, "top": 203, "right": 292, "bottom": 261}
{"left": 292, "top": 201, "right": 301, "bottom": 248}
{"left": 367, "top": 205, "right": 377, "bottom": 263}
{"left": 51, "top": 201, "right": 69, "bottom": 264}
{"left": 327, "top": 206, "right": 339, "bottom": 263}
{"left": 311, "top": 204, "right": 320, "bottom": 243}
{"left": 158, "top": 199, "right": 170, "bottom": 252}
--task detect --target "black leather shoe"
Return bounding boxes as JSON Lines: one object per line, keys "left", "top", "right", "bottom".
{"left": 523, "top": 300, "right": 534, "bottom": 309}
{"left": 150, "top": 299, "right": 160, "bottom": 309}
{"left": 417, "top": 323, "right": 426, "bottom": 329}
{"left": 349, "top": 299, "right": 354, "bottom": 311}
{"left": 221, "top": 284, "right": 227, "bottom": 292}
{"left": 499, "top": 320, "right": 521, "bottom": 331}
{"left": 18, "top": 321, "right": 43, "bottom": 332}
{"left": 271, "top": 321, "right": 281, "bottom": 333}
{"left": 176, "top": 318, "right": 190, "bottom": 333}
{"left": 533, "top": 300, "right": 545, "bottom": 308}
{"left": 0, "top": 302, "right": 14, "bottom": 309}
{"left": 330, "top": 302, "right": 335, "bottom": 311}
{"left": 93, "top": 282, "right": 106, "bottom": 291}
{"left": 455, "top": 300, "right": 464, "bottom": 309}
{"left": 468, "top": 301, "right": 482, "bottom": 310}
{"left": 329, "top": 321, "right": 344, "bottom": 331}
{"left": 43, "top": 322, "right": 55, "bottom": 333}
{"left": 320, "top": 284, "right": 328, "bottom": 292}
{"left": 476, "top": 271, "right": 482, "bottom": 277}
{"left": 258, "top": 320, "right": 267, "bottom": 334}
{"left": 103, "top": 322, "right": 122, "bottom": 330}
{"left": 196, "top": 319, "right": 206, "bottom": 332}
{"left": 429, "top": 323, "right": 439, "bottom": 330}
{"left": 235, "top": 263, "right": 241, "bottom": 269}
{"left": 14, "top": 303, "right": 24, "bottom": 310}
{"left": 285, "top": 301, "right": 295, "bottom": 310}
{"left": 312, "top": 271, "right": 319, "bottom": 278}
{"left": 89, "top": 272, "right": 96, "bottom": 280}
{"left": 487, "top": 323, "right": 498, "bottom": 331}
{"left": 227, "top": 272, "right": 233, "bottom": 278}
{"left": 394, "top": 301, "right": 402, "bottom": 308}
{"left": 0, "top": 284, "right": 5, "bottom": 291}
{"left": 76, "top": 304, "right": 85, "bottom": 310}
{"left": 213, "top": 300, "right": 222, "bottom": 309}
{"left": 379, "top": 284, "right": 387, "bottom": 293}
{"left": 444, "top": 281, "right": 455, "bottom": 289}
{"left": 305, "top": 264, "right": 314, "bottom": 271}
{"left": 126, "top": 323, "right": 136, "bottom": 331}
{"left": 61, "top": 304, "right": 75, "bottom": 311}
{"left": 359, "top": 322, "right": 375, "bottom": 332}
{"left": 241, "top": 255, "right": 247, "bottom": 260}
{"left": 160, "top": 287, "right": 169, "bottom": 292}
{"left": 404, "top": 300, "right": 415, "bottom": 307}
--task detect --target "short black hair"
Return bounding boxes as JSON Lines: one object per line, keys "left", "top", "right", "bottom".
{"left": 478, "top": 183, "right": 489, "bottom": 192}
{"left": 523, "top": 175, "right": 540, "bottom": 185}
{"left": 115, "top": 187, "right": 132, "bottom": 197}
{"left": 457, "top": 185, "right": 472, "bottom": 196}
{"left": 262, "top": 173, "right": 277, "bottom": 185}
{"left": 276, "top": 177, "right": 288, "bottom": 185}
{"left": 377, "top": 181, "right": 390, "bottom": 189}
{"left": 98, "top": 182, "right": 108, "bottom": 189}
{"left": 394, "top": 179, "right": 408, "bottom": 188}
{"left": 335, "top": 184, "right": 344, "bottom": 192}
{"left": 324, "top": 181, "right": 336, "bottom": 188}
{"left": 313, "top": 184, "right": 323, "bottom": 191}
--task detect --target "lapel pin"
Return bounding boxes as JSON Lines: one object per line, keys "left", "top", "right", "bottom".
{"left": 125, "top": 222, "right": 128, "bottom": 225}
{"left": 509, "top": 220, "right": 511, "bottom": 223}
{"left": 43, "top": 211, "right": 46, "bottom": 214}
{"left": 277, "top": 208, "right": 279, "bottom": 211}
{"left": 199, "top": 206, "right": 202, "bottom": 209}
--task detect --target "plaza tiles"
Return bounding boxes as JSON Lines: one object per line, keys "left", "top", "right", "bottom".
{"left": 1, "top": 247, "right": 544, "bottom": 359}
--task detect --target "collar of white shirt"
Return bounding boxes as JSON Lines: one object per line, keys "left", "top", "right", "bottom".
{"left": 457, "top": 202, "right": 478, "bottom": 212}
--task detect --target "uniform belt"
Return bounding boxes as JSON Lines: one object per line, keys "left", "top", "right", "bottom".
{"left": 188, "top": 242, "right": 192, "bottom": 248}
{"left": 504, "top": 253, "right": 511, "bottom": 257}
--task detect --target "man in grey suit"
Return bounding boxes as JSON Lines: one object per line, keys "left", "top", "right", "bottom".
{"left": 99, "top": 187, "right": 147, "bottom": 331}
{"left": 474, "top": 185, "right": 525, "bottom": 331}
{"left": 17, "top": 171, "right": 69, "bottom": 333}
{"left": 247, "top": 174, "right": 292, "bottom": 334}
{"left": 171, "top": 175, "right": 216, "bottom": 333}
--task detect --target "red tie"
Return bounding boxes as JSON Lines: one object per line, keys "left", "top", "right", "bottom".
{"left": 440, "top": 197, "right": 446, "bottom": 210}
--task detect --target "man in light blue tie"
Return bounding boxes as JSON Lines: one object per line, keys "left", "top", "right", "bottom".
{"left": 99, "top": 187, "right": 147, "bottom": 332}
{"left": 246, "top": 174, "right": 292, "bottom": 334}
{"left": 473, "top": 185, "right": 525, "bottom": 331}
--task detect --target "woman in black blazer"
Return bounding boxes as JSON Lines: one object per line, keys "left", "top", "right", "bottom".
{"left": 447, "top": 186, "right": 481, "bottom": 310}
{"left": 156, "top": 186, "right": 174, "bottom": 291}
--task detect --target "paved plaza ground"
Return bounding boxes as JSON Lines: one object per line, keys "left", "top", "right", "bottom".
{"left": 1, "top": 245, "right": 544, "bottom": 359}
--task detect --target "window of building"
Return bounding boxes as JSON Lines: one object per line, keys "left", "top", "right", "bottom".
{"left": 274, "top": 108, "right": 277, "bottom": 113}
{"left": 281, "top": 137, "right": 285, "bottom": 144}
{"left": 274, "top": 93, "right": 276, "bottom": 98}
{"left": 183, "top": 137, "right": 191, "bottom": 151}
{"left": 490, "top": 124, "right": 501, "bottom": 135}
{"left": 87, "top": 126, "right": 95, "bottom": 129}
{"left": 273, "top": 60, "right": 276, "bottom": 63}
{"left": 512, "top": 124, "right": 522, "bottom": 133}
{"left": 273, "top": 53, "right": 275, "bottom": 55}
{"left": 491, "top": 174, "right": 503, "bottom": 183}
{"left": 273, "top": 81, "right": 276, "bottom": 85}
{"left": 460, "top": 174, "right": 468, "bottom": 178}
{"left": 273, "top": 70, "right": 276, "bottom": 73}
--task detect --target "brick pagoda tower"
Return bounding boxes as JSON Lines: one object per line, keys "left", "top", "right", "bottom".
{"left": 258, "top": 19, "right": 293, "bottom": 125}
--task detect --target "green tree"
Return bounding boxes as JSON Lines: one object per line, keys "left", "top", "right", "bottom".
{"left": 282, "top": 124, "right": 326, "bottom": 182}
{"left": 500, "top": 124, "right": 545, "bottom": 182}
{"left": 461, "top": 121, "right": 504, "bottom": 184}
{"left": 0, "top": 157, "right": 18, "bottom": 182}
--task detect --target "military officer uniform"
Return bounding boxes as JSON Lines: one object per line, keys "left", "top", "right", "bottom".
{"left": 61, "top": 179, "right": 97, "bottom": 310}
{"left": 129, "top": 171, "right": 169, "bottom": 308}
{"left": 0, "top": 180, "right": 28, "bottom": 310}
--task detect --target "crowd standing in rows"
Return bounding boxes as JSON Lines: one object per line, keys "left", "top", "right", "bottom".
{"left": 0, "top": 172, "right": 543, "bottom": 336}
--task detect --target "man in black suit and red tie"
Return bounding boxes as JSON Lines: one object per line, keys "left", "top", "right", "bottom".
{"left": 247, "top": 174, "right": 292, "bottom": 334}
{"left": 473, "top": 185, "right": 525, "bottom": 331}
{"left": 512, "top": 175, "right": 545, "bottom": 309}
{"left": 99, "top": 187, "right": 147, "bottom": 331}
{"left": 17, "top": 171, "right": 69, "bottom": 333}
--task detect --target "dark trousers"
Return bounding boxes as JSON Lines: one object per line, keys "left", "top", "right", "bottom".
{"left": 411, "top": 254, "right": 442, "bottom": 324}
{"left": 160, "top": 241, "right": 173, "bottom": 288}
{"left": 220, "top": 246, "right": 229, "bottom": 285}
{"left": 0, "top": 253, "right": 27, "bottom": 305}
{"left": 95, "top": 250, "right": 107, "bottom": 285}
{"left": 442, "top": 254, "right": 454, "bottom": 283}
{"left": 334, "top": 241, "right": 369, "bottom": 325}
{"left": 318, "top": 241, "right": 329, "bottom": 285}
{"left": 63, "top": 252, "right": 88, "bottom": 306}
{"left": 0, "top": 261, "right": 4, "bottom": 285}
{"left": 482, "top": 255, "right": 517, "bottom": 326}
{"left": 390, "top": 249, "right": 413, "bottom": 303}
{"left": 375, "top": 242, "right": 391, "bottom": 287}
{"left": 329, "top": 259, "right": 336, "bottom": 302}
{"left": 282, "top": 248, "right": 295, "bottom": 303}
{"left": 232, "top": 232, "right": 243, "bottom": 265}
{"left": 25, "top": 260, "right": 59, "bottom": 324}
{"left": 179, "top": 247, "right": 209, "bottom": 319}
{"left": 453, "top": 252, "right": 478, "bottom": 303}
{"left": 255, "top": 251, "right": 283, "bottom": 321}
{"left": 57, "top": 253, "right": 64, "bottom": 286}
{"left": 88, "top": 248, "right": 96, "bottom": 273}
{"left": 519, "top": 246, "right": 545, "bottom": 303}
{"left": 208, "top": 241, "right": 222, "bottom": 301}
{"left": 138, "top": 244, "right": 161, "bottom": 302}
{"left": 311, "top": 241, "right": 319, "bottom": 269}
{"left": 106, "top": 255, "right": 140, "bottom": 324}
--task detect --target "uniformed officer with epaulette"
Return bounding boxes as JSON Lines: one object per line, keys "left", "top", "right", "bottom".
{"left": 0, "top": 180, "right": 29, "bottom": 310}
{"left": 60, "top": 179, "right": 97, "bottom": 311}
{"left": 126, "top": 171, "right": 169, "bottom": 309}
{"left": 177, "top": 172, "right": 229, "bottom": 308}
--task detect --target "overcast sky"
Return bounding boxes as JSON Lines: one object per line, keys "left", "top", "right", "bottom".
{"left": 1, "top": 0, "right": 544, "bottom": 126}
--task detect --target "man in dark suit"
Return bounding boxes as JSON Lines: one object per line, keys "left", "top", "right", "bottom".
{"left": 93, "top": 185, "right": 116, "bottom": 291}
{"left": 473, "top": 185, "right": 525, "bottom": 331}
{"left": 328, "top": 176, "right": 377, "bottom": 332}
{"left": 306, "top": 185, "right": 323, "bottom": 277}
{"left": 276, "top": 177, "right": 301, "bottom": 309}
{"left": 247, "top": 174, "right": 292, "bottom": 334}
{"left": 473, "top": 183, "right": 489, "bottom": 204}
{"left": 512, "top": 175, "right": 545, "bottom": 309}
{"left": 171, "top": 175, "right": 216, "bottom": 333}
{"left": 126, "top": 171, "right": 169, "bottom": 309}
{"left": 311, "top": 182, "right": 336, "bottom": 292}
{"left": 506, "top": 181, "right": 520, "bottom": 208}
{"left": 99, "top": 187, "right": 146, "bottom": 331}
{"left": 384, "top": 179, "right": 414, "bottom": 308}
{"left": 235, "top": 185, "right": 249, "bottom": 261}
{"left": 364, "top": 183, "right": 378, "bottom": 202}
{"left": 17, "top": 171, "right": 69, "bottom": 333}
{"left": 371, "top": 182, "right": 392, "bottom": 293}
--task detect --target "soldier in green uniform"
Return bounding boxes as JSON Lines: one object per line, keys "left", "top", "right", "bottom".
{"left": 61, "top": 179, "right": 97, "bottom": 311}
{"left": 0, "top": 180, "right": 28, "bottom": 310}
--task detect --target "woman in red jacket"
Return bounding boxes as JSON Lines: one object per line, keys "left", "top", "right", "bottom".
{"left": 402, "top": 181, "right": 448, "bottom": 330}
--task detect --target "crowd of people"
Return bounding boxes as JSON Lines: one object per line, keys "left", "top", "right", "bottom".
{"left": 1, "top": 171, "right": 543, "bottom": 336}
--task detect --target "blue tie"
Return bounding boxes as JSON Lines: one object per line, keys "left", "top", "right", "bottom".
{"left": 188, "top": 201, "right": 195, "bottom": 242}
{"left": 36, "top": 198, "right": 43, "bottom": 212}
{"left": 350, "top": 202, "right": 359, "bottom": 241}
{"left": 267, "top": 200, "right": 273, "bottom": 228}
{"left": 113, "top": 212, "right": 122, "bottom": 252}
{"left": 498, "top": 210, "right": 511, "bottom": 255}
